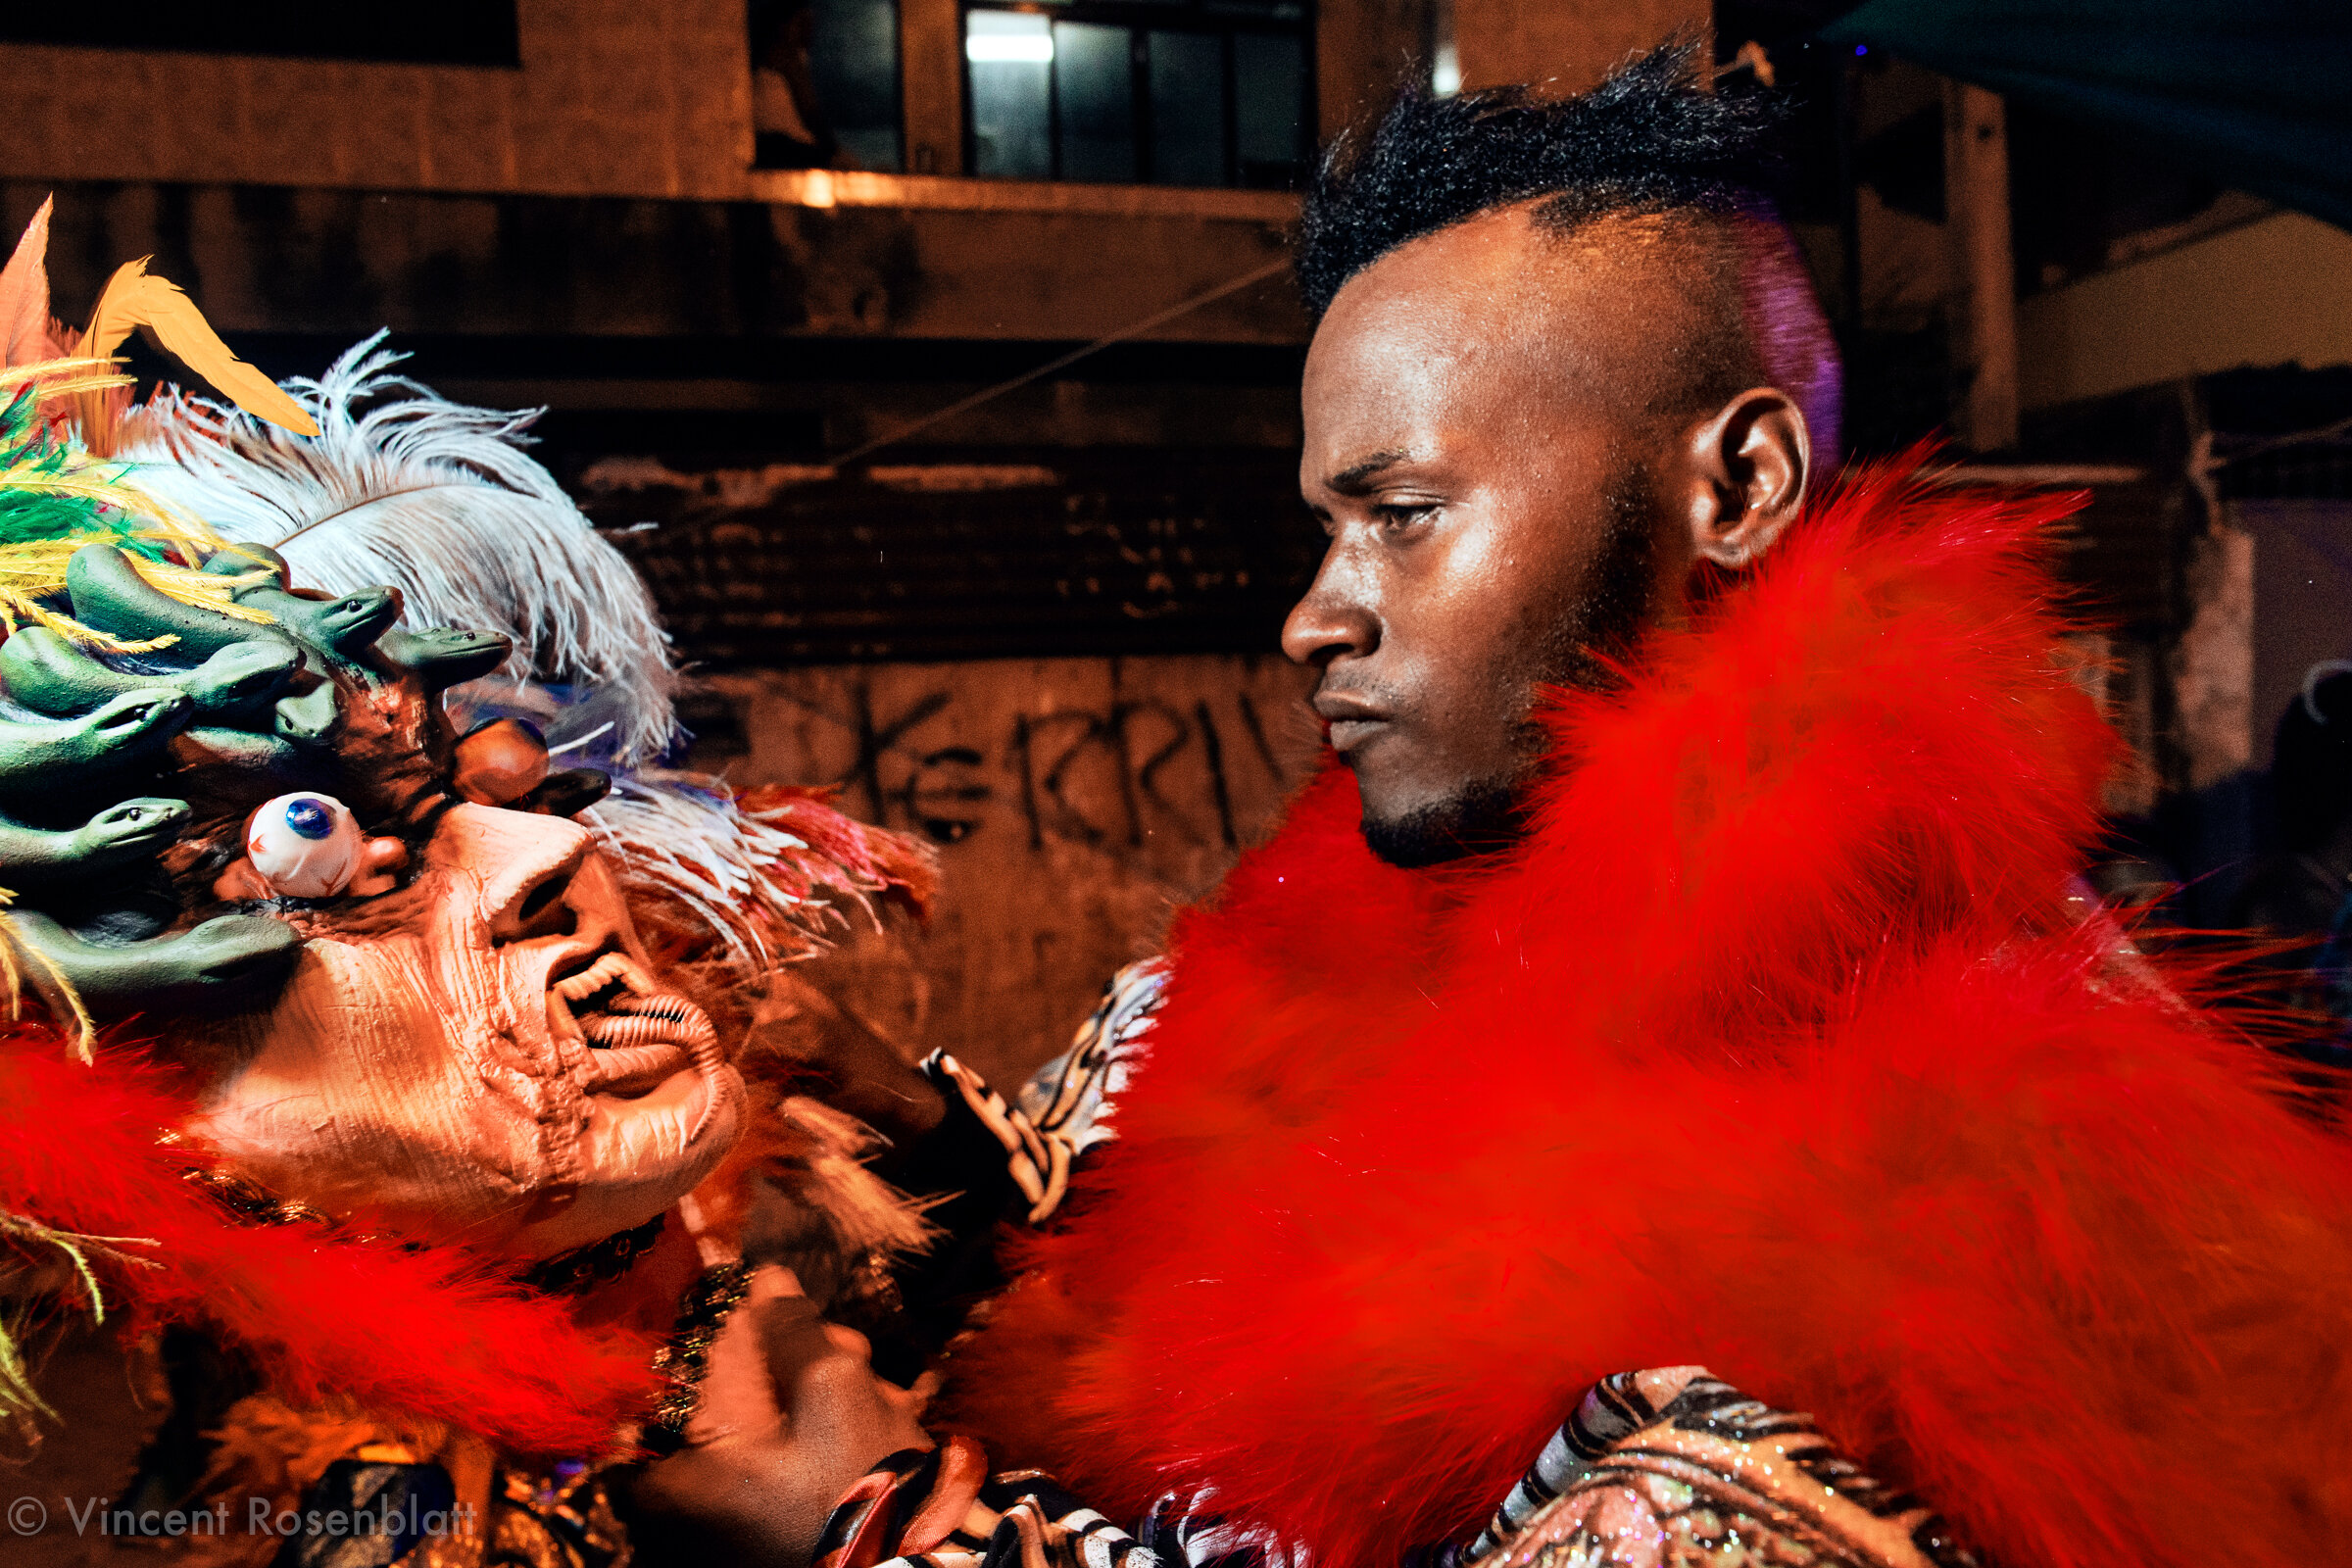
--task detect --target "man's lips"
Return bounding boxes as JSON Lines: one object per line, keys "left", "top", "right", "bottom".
{"left": 1313, "top": 691, "right": 1394, "bottom": 754}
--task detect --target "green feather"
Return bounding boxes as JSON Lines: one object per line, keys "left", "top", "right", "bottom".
{"left": 0, "top": 386, "right": 160, "bottom": 558}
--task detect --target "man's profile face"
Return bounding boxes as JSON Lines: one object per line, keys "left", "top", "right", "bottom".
{"left": 1288, "top": 207, "right": 1691, "bottom": 865}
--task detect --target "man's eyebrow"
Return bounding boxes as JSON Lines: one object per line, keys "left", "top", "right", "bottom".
{"left": 1325, "top": 450, "right": 1416, "bottom": 494}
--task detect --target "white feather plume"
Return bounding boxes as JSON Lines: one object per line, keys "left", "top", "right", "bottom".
{"left": 117, "top": 332, "right": 679, "bottom": 761}
{"left": 113, "top": 335, "right": 917, "bottom": 982}
{"left": 587, "top": 771, "right": 838, "bottom": 972}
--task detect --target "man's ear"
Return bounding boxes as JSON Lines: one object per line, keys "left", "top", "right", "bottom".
{"left": 1675, "top": 387, "right": 1811, "bottom": 570}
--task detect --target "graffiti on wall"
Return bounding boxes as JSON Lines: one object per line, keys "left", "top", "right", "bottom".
{"left": 696, "top": 655, "right": 1320, "bottom": 1083}
{"left": 817, "top": 680, "right": 1298, "bottom": 853}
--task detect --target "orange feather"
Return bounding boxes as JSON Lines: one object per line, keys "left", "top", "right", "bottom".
{"left": 74, "top": 256, "right": 319, "bottom": 455}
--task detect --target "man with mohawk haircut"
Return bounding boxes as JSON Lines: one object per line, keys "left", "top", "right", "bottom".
{"left": 718, "top": 42, "right": 2352, "bottom": 1568}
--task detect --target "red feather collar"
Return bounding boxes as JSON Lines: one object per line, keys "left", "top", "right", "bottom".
{"left": 944, "top": 461, "right": 2352, "bottom": 1568}
{"left": 0, "top": 1030, "right": 660, "bottom": 1457}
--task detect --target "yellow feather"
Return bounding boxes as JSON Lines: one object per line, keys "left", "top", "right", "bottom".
{"left": 0, "top": 578, "right": 178, "bottom": 654}
{"left": 0, "top": 889, "right": 93, "bottom": 1064}
{"left": 0, "top": 534, "right": 274, "bottom": 653}
{"left": 74, "top": 259, "right": 319, "bottom": 443}
{"left": 128, "top": 553, "right": 277, "bottom": 622}
{"left": 0, "top": 374, "right": 229, "bottom": 549}
{"left": 68, "top": 261, "right": 145, "bottom": 456}
{"left": 0, "top": 357, "right": 122, "bottom": 402}
{"left": 1, "top": 598, "right": 176, "bottom": 655}
{"left": 73, "top": 260, "right": 145, "bottom": 368}
{"left": 0, "top": 356, "right": 279, "bottom": 649}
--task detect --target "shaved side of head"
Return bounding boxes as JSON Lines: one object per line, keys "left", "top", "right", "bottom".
{"left": 1523, "top": 204, "right": 1840, "bottom": 457}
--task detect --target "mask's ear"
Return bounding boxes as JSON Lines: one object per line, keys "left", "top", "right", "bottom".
{"left": 1675, "top": 386, "right": 1812, "bottom": 570}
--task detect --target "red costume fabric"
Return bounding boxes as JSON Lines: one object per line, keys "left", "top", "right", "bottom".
{"left": 944, "top": 461, "right": 2352, "bottom": 1568}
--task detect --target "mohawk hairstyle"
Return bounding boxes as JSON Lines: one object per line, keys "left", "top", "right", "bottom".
{"left": 1298, "top": 41, "right": 1841, "bottom": 455}
{"left": 1298, "top": 41, "right": 1788, "bottom": 315}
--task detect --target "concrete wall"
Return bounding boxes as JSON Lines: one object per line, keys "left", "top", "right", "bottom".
{"left": 0, "top": 4, "right": 1310, "bottom": 354}
{"left": 0, "top": 0, "right": 1737, "bottom": 353}
{"left": 2019, "top": 212, "right": 2352, "bottom": 411}
{"left": 0, "top": 1, "right": 754, "bottom": 201}
{"left": 0, "top": 0, "right": 1446, "bottom": 199}
{"left": 0, "top": 1, "right": 1714, "bottom": 201}
{"left": 697, "top": 655, "right": 1321, "bottom": 1087}
{"left": 4, "top": 180, "right": 1302, "bottom": 351}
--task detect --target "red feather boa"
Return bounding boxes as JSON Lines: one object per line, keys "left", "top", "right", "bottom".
{"left": 943, "top": 462, "right": 2352, "bottom": 1568}
{"left": 0, "top": 1031, "right": 660, "bottom": 1457}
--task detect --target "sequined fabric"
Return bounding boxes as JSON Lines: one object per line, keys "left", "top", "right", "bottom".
{"left": 1440, "top": 1370, "right": 1977, "bottom": 1568}
{"left": 639, "top": 1261, "right": 756, "bottom": 1457}
{"left": 478, "top": 1460, "right": 633, "bottom": 1568}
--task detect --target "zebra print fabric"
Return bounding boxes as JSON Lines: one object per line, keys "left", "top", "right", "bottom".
{"left": 922, "top": 958, "right": 1170, "bottom": 1227}
{"left": 1019, "top": 958, "right": 1170, "bottom": 1156}
{"left": 814, "top": 1440, "right": 1164, "bottom": 1568}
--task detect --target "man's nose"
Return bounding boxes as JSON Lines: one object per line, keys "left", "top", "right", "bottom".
{"left": 1280, "top": 549, "right": 1380, "bottom": 668}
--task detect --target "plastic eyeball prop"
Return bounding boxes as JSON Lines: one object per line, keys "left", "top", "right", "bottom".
{"left": 244, "top": 792, "right": 366, "bottom": 899}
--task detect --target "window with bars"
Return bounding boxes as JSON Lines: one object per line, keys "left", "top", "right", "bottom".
{"left": 963, "top": 1, "right": 1311, "bottom": 188}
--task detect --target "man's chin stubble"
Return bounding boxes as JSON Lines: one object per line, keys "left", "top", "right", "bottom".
{"left": 1357, "top": 779, "right": 1528, "bottom": 868}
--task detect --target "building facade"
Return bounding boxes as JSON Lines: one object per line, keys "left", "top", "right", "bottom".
{"left": 3, "top": 1, "right": 2344, "bottom": 1070}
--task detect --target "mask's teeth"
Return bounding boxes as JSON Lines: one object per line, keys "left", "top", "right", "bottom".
{"left": 554, "top": 952, "right": 634, "bottom": 1002}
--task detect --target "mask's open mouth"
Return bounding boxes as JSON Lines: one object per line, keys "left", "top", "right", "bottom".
{"left": 546, "top": 950, "right": 725, "bottom": 1141}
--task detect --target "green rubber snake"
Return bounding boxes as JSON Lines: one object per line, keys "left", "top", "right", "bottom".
{"left": 4, "top": 906, "right": 301, "bottom": 1012}
{"left": 64, "top": 543, "right": 296, "bottom": 662}
{"left": 0, "top": 628, "right": 300, "bottom": 721}
{"left": 0, "top": 798, "right": 190, "bottom": 881}
{"left": 0, "top": 689, "right": 192, "bottom": 797}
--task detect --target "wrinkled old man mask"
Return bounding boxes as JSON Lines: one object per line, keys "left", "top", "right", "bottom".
{"left": 0, "top": 540, "right": 742, "bottom": 1261}
{"left": 184, "top": 805, "right": 741, "bottom": 1258}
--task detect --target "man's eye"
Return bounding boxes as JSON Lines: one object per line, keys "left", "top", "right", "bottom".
{"left": 1373, "top": 503, "right": 1437, "bottom": 531}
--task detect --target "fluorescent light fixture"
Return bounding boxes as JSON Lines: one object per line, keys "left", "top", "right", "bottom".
{"left": 967, "top": 34, "right": 1054, "bottom": 63}
{"left": 1432, "top": 41, "right": 1461, "bottom": 97}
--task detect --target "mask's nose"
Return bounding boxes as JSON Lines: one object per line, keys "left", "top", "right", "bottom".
{"left": 436, "top": 804, "right": 599, "bottom": 944}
